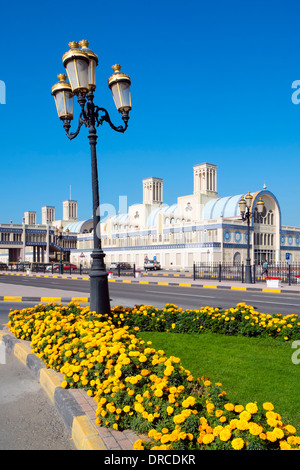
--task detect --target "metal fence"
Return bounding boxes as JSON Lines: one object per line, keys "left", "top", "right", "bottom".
{"left": 193, "top": 262, "right": 300, "bottom": 285}
{"left": 1, "top": 262, "right": 140, "bottom": 277}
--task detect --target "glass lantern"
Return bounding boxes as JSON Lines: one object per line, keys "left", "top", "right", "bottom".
{"left": 256, "top": 197, "right": 264, "bottom": 214}
{"left": 62, "top": 42, "right": 89, "bottom": 95}
{"left": 245, "top": 192, "right": 253, "bottom": 208}
{"left": 51, "top": 74, "right": 74, "bottom": 120}
{"left": 238, "top": 196, "right": 246, "bottom": 215}
{"left": 79, "top": 40, "right": 98, "bottom": 90}
{"left": 108, "top": 64, "right": 132, "bottom": 114}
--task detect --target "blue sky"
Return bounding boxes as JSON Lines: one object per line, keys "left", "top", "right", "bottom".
{"left": 1, "top": 0, "right": 300, "bottom": 225}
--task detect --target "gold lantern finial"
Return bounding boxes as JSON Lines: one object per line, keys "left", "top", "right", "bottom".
{"left": 57, "top": 74, "right": 67, "bottom": 81}
{"left": 112, "top": 64, "right": 121, "bottom": 73}
{"left": 68, "top": 41, "right": 79, "bottom": 49}
{"left": 79, "top": 39, "right": 89, "bottom": 48}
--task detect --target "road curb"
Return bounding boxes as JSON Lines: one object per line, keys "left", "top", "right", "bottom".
{"left": 0, "top": 329, "right": 140, "bottom": 450}
{"left": 0, "top": 296, "right": 90, "bottom": 303}
{"left": 107, "top": 278, "right": 297, "bottom": 294}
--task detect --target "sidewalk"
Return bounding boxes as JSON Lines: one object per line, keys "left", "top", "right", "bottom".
{"left": 0, "top": 327, "right": 142, "bottom": 450}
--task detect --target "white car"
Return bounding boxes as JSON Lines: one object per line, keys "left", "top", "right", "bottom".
{"left": 144, "top": 260, "right": 161, "bottom": 271}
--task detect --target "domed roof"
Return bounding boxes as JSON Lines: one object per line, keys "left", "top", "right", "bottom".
{"left": 146, "top": 204, "right": 178, "bottom": 227}
{"left": 64, "top": 219, "right": 94, "bottom": 234}
{"left": 63, "top": 221, "right": 87, "bottom": 233}
{"left": 110, "top": 213, "right": 129, "bottom": 223}
{"left": 203, "top": 194, "right": 245, "bottom": 219}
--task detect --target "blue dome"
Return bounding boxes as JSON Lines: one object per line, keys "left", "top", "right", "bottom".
{"left": 203, "top": 194, "right": 245, "bottom": 219}
{"left": 110, "top": 213, "right": 129, "bottom": 223}
{"left": 63, "top": 221, "right": 86, "bottom": 233}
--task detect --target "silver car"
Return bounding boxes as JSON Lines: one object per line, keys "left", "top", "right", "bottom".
{"left": 144, "top": 260, "right": 161, "bottom": 271}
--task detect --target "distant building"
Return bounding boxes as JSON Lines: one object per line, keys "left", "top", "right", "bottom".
{"left": 1, "top": 163, "right": 300, "bottom": 269}
{"left": 74, "top": 163, "right": 300, "bottom": 269}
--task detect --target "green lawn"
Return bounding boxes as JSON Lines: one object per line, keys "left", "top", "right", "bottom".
{"left": 139, "top": 331, "right": 300, "bottom": 431}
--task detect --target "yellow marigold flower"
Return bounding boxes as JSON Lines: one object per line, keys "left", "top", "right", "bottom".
{"left": 219, "top": 428, "right": 231, "bottom": 442}
{"left": 248, "top": 422, "right": 263, "bottom": 436}
{"left": 246, "top": 402, "right": 258, "bottom": 414}
{"left": 133, "top": 439, "right": 144, "bottom": 450}
{"left": 224, "top": 403, "right": 234, "bottom": 411}
{"left": 173, "top": 414, "right": 186, "bottom": 424}
{"left": 61, "top": 380, "right": 68, "bottom": 388}
{"left": 239, "top": 410, "right": 251, "bottom": 421}
{"left": 231, "top": 438, "right": 244, "bottom": 450}
{"left": 266, "top": 431, "right": 277, "bottom": 442}
{"left": 160, "top": 434, "right": 170, "bottom": 444}
{"left": 280, "top": 441, "right": 291, "bottom": 450}
{"left": 206, "top": 403, "right": 215, "bottom": 413}
{"left": 234, "top": 405, "right": 244, "bottom": 413}
{"left": 273, "top": 428, "right": 284, "bottom": 440}
{"left": 213, "top": 425, "right": 223, "bottom": 436}
{"left": 236, "top": 420, "right": 249, "bottom": 431}
{"left": 284, "top": 425, "right": 296, "bottom": 434}
{"left": 263, "top": 402, "right": 274, "bottom": 411}
{"left": 202, "top": 434, "right": 215, "bottom": 444}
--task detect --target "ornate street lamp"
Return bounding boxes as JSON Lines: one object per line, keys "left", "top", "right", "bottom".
{"left": 51, "top": 41, "right": 132, "bottom": 315}
{"left": 55, "top": 225, "right": 64, "bottom": 274}
{"left": 239, "top": 193, "right": 264, "bottom": 283}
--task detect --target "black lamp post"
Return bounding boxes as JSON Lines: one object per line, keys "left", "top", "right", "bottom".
{"left": 239, "top": 193, "right": 264, "bottom": 283}
{"left": 51, "top": 41, "right": 131, "bottom": 315}
{"left": 55, "top": 225, "right": 64, "bottom": 275}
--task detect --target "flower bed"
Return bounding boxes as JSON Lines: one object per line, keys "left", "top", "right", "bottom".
{"left": 112, "top": 302, "right": 300, "bottom": 342}
{"left": 265, "top": 277, "right": 282, "bottom": 288}
{"left": 7, "top": 302, "right": 300, "bottom": 450}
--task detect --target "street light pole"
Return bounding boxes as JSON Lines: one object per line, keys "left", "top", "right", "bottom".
{"left": 55, "top": 226, "right": 64, "bottom": 275}
{"left": 51, "top": 41, "right": 131, "bottom": 315}
{"left": 239, "top": 193, "right": 264, "bottom": 284}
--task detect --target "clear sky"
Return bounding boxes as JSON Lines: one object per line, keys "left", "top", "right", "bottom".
{"left": 1, "top": 0, "right": 300, "bottom": 226}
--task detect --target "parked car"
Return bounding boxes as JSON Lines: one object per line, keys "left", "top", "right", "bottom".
{"left": 108, "top": 263, "right": 119, "bottom": 270}
{"left": 46, "top": 263, "right": 77, "bottom": 272}
{"left": 109, "top": 262, "right": 132, "bottom": 270}
{"left": 144, "top": 260, "right": 161, "bottom": 271}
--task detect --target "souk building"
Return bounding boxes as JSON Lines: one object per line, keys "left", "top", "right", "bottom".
{"left": 1, "top": 163, "right": 300, "bottom": 269}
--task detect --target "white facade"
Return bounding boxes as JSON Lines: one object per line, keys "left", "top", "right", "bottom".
{"left": 71, "top": 163, "right": 300, "bottom": 269}
{"left": 2, "top": 163, "right": 300, "bottom": 269}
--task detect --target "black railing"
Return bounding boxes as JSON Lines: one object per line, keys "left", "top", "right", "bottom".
{"left": 0, "top": 262, "right": 140, "bottom": 277}
{"left": 193, "top": 262, "right": 300, "bottom": 285}
{"left": 193, "top": 262, "right": 244, "bottom": 282}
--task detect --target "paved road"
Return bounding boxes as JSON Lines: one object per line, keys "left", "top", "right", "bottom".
{"left": 1, "top": 275, "right": 300, "bottom": 316}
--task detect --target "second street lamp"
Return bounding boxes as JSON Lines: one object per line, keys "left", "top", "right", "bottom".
{"left": 239, "top": 193, "right": 264, "bottom": 283}
{"left": 55, "top": 225, "right": 64, "bottom": 274}
{"left": 51, "top": 41, "right": 132, "bottom": 316}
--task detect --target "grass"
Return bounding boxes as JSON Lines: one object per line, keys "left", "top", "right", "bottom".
{"left": 139, "top": 331, "right": 300, "bottom": 431}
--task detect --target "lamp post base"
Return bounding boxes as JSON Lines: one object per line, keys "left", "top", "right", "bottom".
{"left": 245, "top": 262, "right": 252, "bottom": 284}
{"left": 89, "top": 249, "right": 111, "bottom": 315}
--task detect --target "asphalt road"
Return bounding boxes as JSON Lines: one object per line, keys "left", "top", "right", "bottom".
{"left": 1, "top": 275, "right": 300, "bottom": 316}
